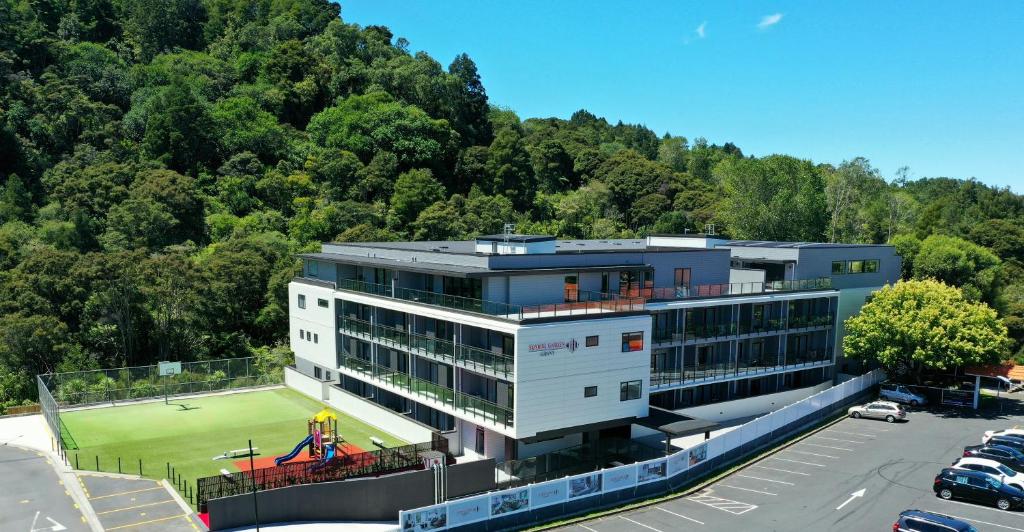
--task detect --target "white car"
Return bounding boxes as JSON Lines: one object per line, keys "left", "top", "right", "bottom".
{"left": 847, "top": 401, "right": 907, "bottom": 422}
{"left": 879, "top": 385, "right": 927, "bottom": 407}
{"left": 984, "top": 429, "right": 1024, "bottom": 444}
{"left": 952, "top": 456, "right": 1024, "bottom": 491}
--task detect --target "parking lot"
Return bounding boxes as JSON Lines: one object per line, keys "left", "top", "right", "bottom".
{"left": 78, "top": 473, "right": 204, "bottom": 531}
{"left": 558, "top": 398, "right": 1024, "bottom": 531}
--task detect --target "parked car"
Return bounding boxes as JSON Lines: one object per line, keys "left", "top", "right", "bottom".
{"left": 963, "top": 444, "right": 1024, "bottom": 472}
{"left": 986, "top": 436, "right": 1024, "bottom": 453}
{"left": 848, "top": 401, "right": 907, "bottom": 423}
{"left": 984, "top": 429, "right": 1024, "bottom": 444}
{"left": 881, "top": 385, "right": 928, "bottom": 407}
{"left": 933, "top": 468, "right": 1024, "bottom": 510}
{"left": 893, "top": 509, "right": 977, "bottom": 532}
{"left": 951, "top": 457, "right": 1024, "bottom": 490}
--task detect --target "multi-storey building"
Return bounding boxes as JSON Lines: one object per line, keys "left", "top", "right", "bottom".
{"left": 288, "top": 234, "right": 900, "bottom": 462}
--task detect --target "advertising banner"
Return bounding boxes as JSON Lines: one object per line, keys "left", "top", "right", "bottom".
{"left": 530, "top": 478, "right": 568, "bottom": 509}
{"left": 447, "top": 495, "right": 489, "bottom": 527}
{"left": 490, "top": 487, "right": 530, "bottom": 517}
{"left": 567, "top": 471, "right": 603, "bottom": 499}
{"left": 667, "top": 449, "right": 689, "bottom": 477}
{"left": 401, "top": 504, "right": 448, "bottom": 531}
{"left": 688, "top": 442, "right": 708, "bottom": 467}
{"left": 636, "top": 459, "right": 668, "bottom": 484}
{"left": 602, "top": 464, "right": 637, "bottom": 491}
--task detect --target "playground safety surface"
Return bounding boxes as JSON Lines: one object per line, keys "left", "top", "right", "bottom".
{"left": 79, "top": 473, "right": 206, "bottom": 532}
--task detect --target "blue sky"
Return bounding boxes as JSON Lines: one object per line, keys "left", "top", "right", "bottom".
{"left": 341, "top": 1, "right": 1024, "bottom": 191}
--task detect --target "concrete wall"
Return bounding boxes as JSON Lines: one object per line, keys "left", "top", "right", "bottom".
{"left": 646, "top": 249, "right": 731, "bottom": 287}
{"left": 729, "top": 268, "right": 766, "bottom": 284}
{"left": 833, "top": 286, "right": 878, "bottom": 370}
{"left": 514, "top": 315, "right": 651, "bottom": 439}
{"left": 675, "top": 380, "right": 833, "bottom": 422}
{"left": 208, "top": 459, "right": 497, "bottom": 530}
{"left": 507, "top": 274, "right": 567, "bottom": 306}
{"left": 459, "top": 419, "right": 509, "bottom": 462}
{"left": 796, "top": 246, "right": 901, "bottom": 290}
{"left": 326, "top": 385, "right": 436, "bottom": 444}
{"left": 285, "top": 365, "right": 324, "bottom": 400}
{"left": 289, "top": 281, "right": 337, "bottom": 372}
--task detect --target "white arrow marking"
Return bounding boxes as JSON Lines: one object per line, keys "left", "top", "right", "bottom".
{"left": 29, "top": 512, "right": 66, "bottom": 532}
{"left": 835, "top": 488, "right": 867, "bottom": 511}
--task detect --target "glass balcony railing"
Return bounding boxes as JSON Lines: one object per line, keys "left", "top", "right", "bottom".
{"left": 339, "top": 317, "right": 511, "bottom": 378}
{"left": 335, "top": 279, "right": 644, "bottom": 321}
{"left": 339, "top": 356, "right": 512, "bottom": 427}
{"left": 635, "top": 277, "right": 833, "bottom": 301}
{"left": 786, "top": 315, "right": 834, "bottom": 330}
{"left": 737, "top": 318, "right": 786, "bottom": 335}
{"left": 649, "top": 348, "right": 833, "bottom": 387}
{"left": 685, "top": 322, "right": 738, "bottom": 340}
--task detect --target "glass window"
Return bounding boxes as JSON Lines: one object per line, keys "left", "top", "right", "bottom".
{"left": 586, "top": 335, "right": 599, "bottom": 347}
{"left": 622, "top": 332, "right": 644, "bottom": 352}
{"left": 325, "top": 371, "right": 331, "bottom": 381}
{"left": 313, "top": 333, "right": 318, "bottom": 344}
{"left": 865, "top": 260, "right": 879, "bottom": 273}
{"left": 317, "top": 298, "right": 328, "bottom": 308}
{"left": 314, "top": 366, "right": 322, "bottom": 379}
{"left": 298, "top": 294, "right": 306, "bottom": 309}
{"left": 299, "top": 328, "right": 304, "bottom": 338}
{"left": 831, "top": 261, "right": 846, "bottom": 275}
{"left": 308, "top": 261, "right": 319, "bottom": 277}
{"left": 600, "top": 272, "right": 610, "bottom": 293}
{"left": 584, "top": 386, "right": 598, "bottom": 398}
{"left": 620, "top": 380, "right": 642, "bottom": 401}
{"left": 674, "top": 268, "right": 692, "bottom": 287}
{"left": 848, "top": 260, "right": 864, "bottom": 274}
{"left": 564, "top": 275, "right": 579, "bottom": 302}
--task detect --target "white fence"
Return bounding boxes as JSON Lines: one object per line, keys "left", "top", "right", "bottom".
{"left": 399, "top": 369, "right": 884, "bottom": 531}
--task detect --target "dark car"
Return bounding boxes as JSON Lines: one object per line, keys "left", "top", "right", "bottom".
{"left": 963, "top": 444, "right": 1024, "bottom": 472}
{"left": 987, "top": 436, "right": 1024, "bottom": 453}
{"left": 893, "top": 509, "right": 977, "bottom": 532}
{"left": 934, "top": 468, "right": 1024, "bottom": 510}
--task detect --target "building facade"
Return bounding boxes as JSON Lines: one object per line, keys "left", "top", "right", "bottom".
{"left": 288, "top": 234, "right": 900, "bottom": 462}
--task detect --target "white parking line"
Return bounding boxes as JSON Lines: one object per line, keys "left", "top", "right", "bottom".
{"left": 801, "top": 442, "right": 854, "bottom": 451}
{"left": 735, "top": 473, "right": 796, "bottom": 485}
{"left": 718, "top": 484, "right": 777, "bottom": 496}
{"left": 771, "top": 457, "right": 825, "bottom": 467}
{"left": 578, "top": 524, "right": 599, "bottom": 532}
{"left": 655, "top": 506, "right": 704, "bottom": 525}
{"left": 686, "top": 492, "right": 759, "bottom": 515}
{"left": 933, "top": 498, "right": 1024, "bottom": 519}
{"left": 750, "top": 464, "right": 811, "bottom": 476}
{"left": 921, "top": 509, "right": 1024, "bottom": 531}
{"left": 827, "top": 430, "right": 877, "bottom": 438}
{"left": 813, "top": 436, "right": 866, "bottom": 444}
{"left": 786, "top": 450, "right": 838, "bottom": 459}
{"left": 619, "top": 515, "right": 664, "bottom": 532}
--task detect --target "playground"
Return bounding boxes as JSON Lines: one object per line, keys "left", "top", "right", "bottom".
{"left": 59, "top": 387, "right": 408, "bottom": 489}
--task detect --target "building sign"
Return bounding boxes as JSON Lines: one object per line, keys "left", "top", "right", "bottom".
{"left": 528, "top": 339, "right": 579, "bottom": 357}
{"left": 530, "top": 479, "right": 567, "bottom": 508}
{"left": 447, "top": 495, "right": 488, "bottom": 526}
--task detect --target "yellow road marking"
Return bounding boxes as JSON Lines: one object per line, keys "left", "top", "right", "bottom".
{"left": 19, "top": 499, "right": 29, "bottom": 504}
{"left": 184, "top": 514, "right": 200, "bottom": 530}
{"left": 95, "top": 499, "right": 176, "bottom": 515}
{"left": 105, "top": 514, "right": 187, "bottom": 530}
{"left": 88, "top": 486, "right": 164, "bottom": 500}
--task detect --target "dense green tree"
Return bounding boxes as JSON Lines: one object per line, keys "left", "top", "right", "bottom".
{"left": 843, "top": 280, "right": 1010, "bottom": 382}
{"left": 140, "top": 83, "right": 216, "bottom": 174}
{"left": 596, "top": 149, "right": 673, "bottom": 222}
{"left": 390, "top": 169, "right": 445, "bottom": 224}
{"left": 715, "top": 155, "right": 827, "bottom": 241}
{"left": 0, "top": 175, "right": 33, "bottom": 223}
{"left": 913, "top": 234, "right": 1002, "bottom": 302}
{"left": 211, "top": 96, "right": 288, "bottom": 162}
{"left": 485, "top": 128, "right": 534, "bottom": 209}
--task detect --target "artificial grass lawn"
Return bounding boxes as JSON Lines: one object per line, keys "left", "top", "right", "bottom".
{"left": 61, "top": 388, "right": 407, "bottom": 485}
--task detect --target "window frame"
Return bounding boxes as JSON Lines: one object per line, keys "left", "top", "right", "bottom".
{"left": 621, "top": 331, "right": 644, "bottom": 352}
{"left": 313, "top": 366, "right": 322, "bottom": 379}
{"left": 317, "top": 298, "right": 329, "bottom": 308}
{"left": 313, "top": 333, "right": 318, "bottom": 344}
{"left": 586, "top": 335, "right": 599, "bottom": 348}
{"left": 674, "top": 267, "right": 692, "bottom": 287}
{"left": 297, "top": 294, "right": 306, "bottom": 309}
{"left": 308, "top": 261, "right": 319, "bottom": 277}
{"left": 831, "top": 261, "right": 846, "bottom": 275}
{"left": 619, "top": 380, "right": 642, "bottom": 401}
{"left": 865, "top": 259, "right": 879, "bottom": 273}
{"left": 584, "top": 386, "right": 598, "bottom": 398}
{"left": 848, "top": 260, "right": 864, "bottom": 274}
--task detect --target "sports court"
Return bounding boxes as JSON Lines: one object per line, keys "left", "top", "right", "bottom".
{"left": 60, "top": 387, "right": 408, "bottom": 489}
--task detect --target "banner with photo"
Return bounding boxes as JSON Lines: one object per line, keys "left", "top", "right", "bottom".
{"left": 400, "top": 503, "right": 448, "bottom": 532}
{"left": 567, "top": 471, "right": 603, "bottom": 499}
{"left": 490, "top": 487, "right": 530, "bottom": 517}
{"left": 447, "top": 494, "right": 489, "bottom": 527}
{"left": 636, "top": 458, "right": 668, "bottom": 484}
{"left": 530, "top": 478, "right": 568, "bottom": 509}
{"left": 667, "top": 449, "right": 689, "bottom": 477}
{"left": 602, "top": 463, "right": 637, "bottom": 491}
{"left": 688, "top": 442, "right": 708, "bottom": 467}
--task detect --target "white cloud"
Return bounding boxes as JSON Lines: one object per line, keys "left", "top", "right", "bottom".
{"left": 696, "top": 21, "right": 707, "bottom": 39}
{"left": 758, "top": 13, "right": 783, "bottom": 29}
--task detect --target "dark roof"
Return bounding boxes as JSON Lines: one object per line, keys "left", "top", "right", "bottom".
{"left": 297, "top": 252, "right": 489, "bottom": 276}
{"left": 723, "top": 240, "right": 894, "bottom": 249}
{"left": 475, "top": 234, "right": 555, "bottom": 243}
{"left": 635, "top": 407, "right": 720, "bottom": 437}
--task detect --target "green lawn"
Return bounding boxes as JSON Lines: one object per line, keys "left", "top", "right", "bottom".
{"left": 61, "top": 388, "right": 407, "bottom": 485}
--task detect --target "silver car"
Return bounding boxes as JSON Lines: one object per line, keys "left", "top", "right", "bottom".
{"left": 880, "top": 384, "right": 927, "bottom": 407}
{"left": 848, "top": 401, "right": 907, "bottom": 422}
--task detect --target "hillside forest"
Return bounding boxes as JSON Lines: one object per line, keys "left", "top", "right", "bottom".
{"left": 3, "top": 0, "right": 1024, "bottom": 409}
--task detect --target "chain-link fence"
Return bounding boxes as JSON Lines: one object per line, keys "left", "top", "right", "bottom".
{"left": 38, "top": 357, "right": 279, "bottom": 408}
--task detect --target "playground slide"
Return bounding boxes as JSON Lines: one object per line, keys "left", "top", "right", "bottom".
{"left": 309, "top": 443, "right": 336, "bottom": 471}
{"left": 274, "top": 434, "right": 314, "bottom": 466}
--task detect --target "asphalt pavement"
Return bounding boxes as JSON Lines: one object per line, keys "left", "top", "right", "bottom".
{"left": 0, "top": 444, "right": 89, "bottom": 532}
{"left": 557, "top": 398, "right": 1024, "bottom": 531}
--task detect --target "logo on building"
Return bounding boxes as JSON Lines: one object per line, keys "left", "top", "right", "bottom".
{"left": 528, "top": 339, "right": 579, "bottom": 356}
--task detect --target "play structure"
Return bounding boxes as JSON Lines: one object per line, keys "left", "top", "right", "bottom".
{"left": 275, "top": 409, "right": 341, "bottom": 469}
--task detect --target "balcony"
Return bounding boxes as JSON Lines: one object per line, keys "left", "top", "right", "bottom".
{"left": 635, "top": 277, "right": 833, "bottom": 302}
{"left": 339, "top": 317, "right": 511, "bottom": 378}
{"left": 340, "top": 356, "right": 513, "bottom": 428}
{"left": 335, "top": 279, "right": 644, "bottom": 322}
{"left": 786, "top": 315, "right": 834, "bottom": 330}
{"left": 649, "top": 348, "right": 833, "bottom": 389}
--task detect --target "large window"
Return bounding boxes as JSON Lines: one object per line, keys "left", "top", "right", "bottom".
{"left": 865, "top": 259, "right": 879, "bottom": 273}
{"left": 443, "top": 277, "right": 482, "bottom": 299}
{"left": 298, "top": 294, "right": 306, "bottom": 309}
{"left": 674, "top": 268, "right": 692, "bottom": 287}
{"left": 620, "top": 380, "right": 641, "bottom": 401}
{"left": 831, "top": 261, "right": 846, "bottom": 275}
{"left": 564, "top": 275, "right": 578, "bottom": 302}
{"left": 307, "top": 261, "right": 319, "bottom": 277}
{"left": 835, "top": 259, "right": 880, "bottom": 275}
{"left": 622, "top": 332, "right": 644, "bottom": 352}
{"left": 848, "top": 260, "right": 864, "bottom": 274}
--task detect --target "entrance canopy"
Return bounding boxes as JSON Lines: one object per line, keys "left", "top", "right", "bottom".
{"left": 635, "top": 407, "right": 720, "bottom": 438}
